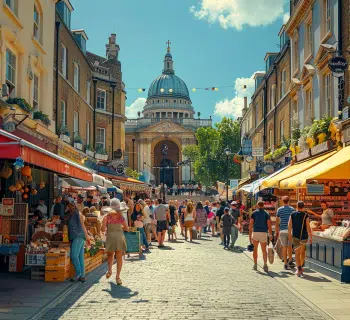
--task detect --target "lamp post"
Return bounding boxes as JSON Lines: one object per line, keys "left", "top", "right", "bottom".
{"left": 224, "top": 147, "right": 231, "bottom": 203}
{"left": 161, "top": 144, "right": 168, "bottom": 203}
{"left": 132, "top": 138, "right": 136, "bottom": 170}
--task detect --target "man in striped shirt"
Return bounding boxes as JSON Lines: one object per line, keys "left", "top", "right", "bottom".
{"left": 276, "top": 196, "right": 295, "bottom": 270}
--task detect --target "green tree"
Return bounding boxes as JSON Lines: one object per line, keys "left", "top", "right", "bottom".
{"left": 182, "top": 117, "right": 241, "bottom": 186}
{"left": 125, "top": 167, "right": 141, "bottom": 180}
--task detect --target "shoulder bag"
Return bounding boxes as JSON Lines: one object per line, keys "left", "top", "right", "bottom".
{"left": 292, "top": 212, "right": 308, "bottom": 249}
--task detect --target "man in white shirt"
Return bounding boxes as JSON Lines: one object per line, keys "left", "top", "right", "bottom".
{"left": 37, "top": 199, "right": 47, "bottom": 218}
{"left": 173, "top": 183, "right": 178, "bottom": 195}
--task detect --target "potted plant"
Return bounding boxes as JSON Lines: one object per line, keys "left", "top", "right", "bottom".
{"left": 272, "top": 145, "right": 287, "bottom": 160}
{"left": 95, "top": 147, "right": 108, "bottom": 161}
{"left": 6, "top": 98, "right": 33, "bottom": 113}
{"left": 73, "top": 133, "right": 83, "bottom": 150}
{"left": 33, "top": 111, "right": 51, "bottom": 127}
{"left": 59, "top": 125, "right": 70, "bottom": 143}
{"left": 85, "top": 145, "right": 95, "bottom": 157}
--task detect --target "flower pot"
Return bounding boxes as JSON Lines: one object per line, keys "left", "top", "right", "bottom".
{"left": 34, "top": 119, "right": 49, "bottom": 128}
{"left": 86, "top": 150, "right": 94, "bottom": 157}
{"left": 74, "top": 142, "right": 82, "bottom": 150}
{"left": 95, "top": 153, "right": 108, "bottom": 161}
{"left": 60, "top": 134, "right": 70, "bottom": 143}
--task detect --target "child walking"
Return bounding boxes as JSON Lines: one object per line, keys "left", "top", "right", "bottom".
{"left": 134, "top": 214, "right": 150, "bottom": 252}
{"left": 221, "top": 207, "right": 233, "bottom": 249}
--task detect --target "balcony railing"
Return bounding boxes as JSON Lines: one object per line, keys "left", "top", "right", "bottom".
{"left": 126, "top": 117, "right": 212, "bottom": 132}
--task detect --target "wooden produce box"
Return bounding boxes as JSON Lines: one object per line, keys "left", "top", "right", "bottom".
{"left": 45, "top": 264, "right": 70, "bottom": 282}
{"left": 31, "top": 266, "right": 45, "bottom": 280}
{"left": 69, "top": 251, "right": 103, "bottom": 278}
{"left": 46, "top": 253, "right": 70, "bottom": 267}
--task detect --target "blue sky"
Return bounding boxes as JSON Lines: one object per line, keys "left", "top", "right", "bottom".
{"left": 71, "top": 0, "right": 290, "bottom": 123}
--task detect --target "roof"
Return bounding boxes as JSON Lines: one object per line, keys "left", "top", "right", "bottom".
{"left": 72, "top": 29, "right": 88, "bottom": 40}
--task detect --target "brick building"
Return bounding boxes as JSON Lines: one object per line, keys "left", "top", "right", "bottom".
{"left": 53, "top": 0, "right": 125, "bottom": 163}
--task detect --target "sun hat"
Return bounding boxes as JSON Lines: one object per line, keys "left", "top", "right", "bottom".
{"left": 110, "top": 198, "right": 121, "bottom": 211}
{"left": 120, "top": 201, "right": 129, "bottom": 211}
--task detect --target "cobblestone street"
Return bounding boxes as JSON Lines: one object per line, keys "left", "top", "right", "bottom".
{"left": 34, "top": 234, "right": 331, "bottom": 320}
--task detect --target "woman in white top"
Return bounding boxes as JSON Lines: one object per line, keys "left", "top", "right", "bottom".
{"left": 139, "top": 200, "right": 152, "bottom": 244}
{"left": 308, "top": 201, "right": 335, "bottom": 226}
{"left": 183, "top": 201, "right": 196, "bottom": 242}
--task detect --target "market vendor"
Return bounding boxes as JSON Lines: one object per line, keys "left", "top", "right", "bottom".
{"left": 27, "top": 210, "right": 44, "bottom": 242}
{"left": 308, "top": 201, "right": 335, "bottom": 226}
{"left": 52, "top": 196, "right": 65, "bottom": 220}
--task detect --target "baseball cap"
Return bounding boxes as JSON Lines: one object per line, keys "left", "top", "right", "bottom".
{"left": 231, "top": 201, "right": 237, "bottom": 206}
{"left": 224, "top": 207, "right": 230, "bottom": 211}
{"left": 67, "top": 197, "right": 75, "bottom": 204}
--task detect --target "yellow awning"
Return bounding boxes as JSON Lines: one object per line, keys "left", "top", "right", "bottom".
{"left": 261, "top": 150, "right": 337, "bottom": 189}
{"left": 279, "top": 146, "right": 350, "bottom": 189}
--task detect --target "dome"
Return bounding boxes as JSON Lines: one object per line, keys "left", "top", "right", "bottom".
{"left": 148, "top": 74, "right": 190, "bottom": 100}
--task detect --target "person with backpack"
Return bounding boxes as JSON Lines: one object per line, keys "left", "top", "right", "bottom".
{"left": 288, "top": 201, "right": 312, "bottom": 278}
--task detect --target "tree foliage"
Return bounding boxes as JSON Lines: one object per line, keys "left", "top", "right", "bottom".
{"left": 182, "top": 117, "right": 241, "bottom": 186}
{"left": 125, "top": 167, "right": 141, "bottom": 180}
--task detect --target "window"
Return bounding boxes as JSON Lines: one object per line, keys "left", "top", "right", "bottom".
{"left": 73, "top": 63, "right": 79, "bottom": 91}
{"left": 33, "top": 74, "right": 39, "bottom": 110}
{"left": 270, "top": 84, "right": 276, "bottom": 110}
{"left": 6, "top": 48, "right": 16, "bottom": 97}
{"left": 96, "top": 128, "right": 105, "bottom": 150}
{"left": 325, "top": 0, "right": 331, "bottom": 33}
{"left": 86, "top": 81, "right": 91, "bottom": 104}
{"left": 33, "top": 4, "right": 40, "bottom": 42}
{"left": 281, "top": 69, "right": 286, "bottom": 98}
{"left": 97, "top": 89, "right": 106, "bottom": 109}
{"left": 305, "top": 89, "right": 314, "bottom": 125}
{"left": 61, "top": 101, "right": 66, "bottom": 125}
{"left": 5, "top": 0, "right": 16, "bottom": 15}
{"left": 325, "top": 74, "right": 332, "bottom": 117}
{"left": 167, "top": 62, "right": 170, "bottom": 69}
{"left": 269, "top": 129, "right": 273, "bottom": 148}
{"left": 73, "top": 111, "right": 79, "bottom": 135}
{"left": 306, "top": 20, "right": 313, "bottom": 58}
{"left": 280, "top": 120, "right": 284, "bottom": 142}
{"left": 56, "top": 1, "right": 72, "bottom": 28}
{"left": 61, "top": 44, "right": 67, "bottom": 78}
{"left": 86, "top": 122, "right": 90, "bottom": 145}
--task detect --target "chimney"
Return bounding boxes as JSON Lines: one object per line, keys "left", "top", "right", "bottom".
{"left": 106, "top": 33, "right": 120, "bottom": 60}
{"left": 242, "top": 96, "right": 248, "bottom": 116}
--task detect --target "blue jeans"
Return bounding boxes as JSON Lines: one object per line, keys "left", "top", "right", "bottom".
{"left": 138, "top": 227, "right": 149, "bottom": 249}
{"left": 71, "top": 238, "right": 85, "bottom": 278}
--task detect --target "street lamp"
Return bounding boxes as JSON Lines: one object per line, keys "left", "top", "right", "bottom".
{"left": 132, "top": 138, "right": 136, "bottom": 170}
{"left": 224, "top": 147, "right": 231, "bottom": 203}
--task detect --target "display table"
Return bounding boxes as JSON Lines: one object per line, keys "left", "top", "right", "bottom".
{"left": 306, "top": 235, "right": 350, "bottom": 283}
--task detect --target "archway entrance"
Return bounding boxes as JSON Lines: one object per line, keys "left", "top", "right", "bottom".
{"left": 154, "top": 140, "right": 180, "bottom": 186}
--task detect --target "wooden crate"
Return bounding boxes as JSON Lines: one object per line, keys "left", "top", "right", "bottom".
{"left": 31, "top": 266, "right": 45, "bottom": 280}
{"left": 45, "top": 269, "right": 69, "bottom": 282}
{"left": 46, "top": 252, "right": 69, "bottom": 266}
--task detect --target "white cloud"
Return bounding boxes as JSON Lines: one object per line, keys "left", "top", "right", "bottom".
{"left": 126, "top": 98, "right": 146, "bottom": 119}
{"left": 283, "top": 12, "right": 290, "bottom": 24}
{"left": 190, "top": 0, "right": 287, "bottom": 30}
{"left": 214, "top": 71, "right": 263, "bottom": 119}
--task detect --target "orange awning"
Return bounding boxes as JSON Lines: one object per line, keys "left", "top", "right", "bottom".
{"left": 0, "top": 130, "right": 92, "bottom": 181}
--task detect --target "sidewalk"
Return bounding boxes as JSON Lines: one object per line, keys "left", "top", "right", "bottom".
{"left": 236, "top": 235, "right": 350, "bottom": 320}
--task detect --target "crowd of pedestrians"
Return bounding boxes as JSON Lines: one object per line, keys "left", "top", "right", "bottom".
{"left": 54, "top": 191, "right": 315, "bottom": 285}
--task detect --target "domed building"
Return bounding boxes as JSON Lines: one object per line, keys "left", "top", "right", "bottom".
{"left": 125, "top": 43, "right": 212, "bottom": 186}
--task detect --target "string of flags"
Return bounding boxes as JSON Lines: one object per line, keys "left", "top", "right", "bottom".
{"left": 131, "top": 85, "right": 248, "bottom": 93}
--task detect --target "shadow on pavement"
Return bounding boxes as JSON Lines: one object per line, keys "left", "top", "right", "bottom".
{"left": 198, "top": 238, "right": 213, "bottom": 242}
{"left": 158, "top": 245, "right": 174, "bottom": 250}
{"left": 103, "top": 282, "right": 139, "bottom": 299}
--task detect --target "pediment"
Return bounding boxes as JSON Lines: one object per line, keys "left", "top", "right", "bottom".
{"left": 288, "top": 78, "right": 301, "bottom": 95}
{"left": 314, "top": 46, "right": 334, "bottom": 69}
{"left": 301, "top": 64, "right": 315, "bottom": 81}
{"left": 141, "top": 120, "right": 193, "bottom": 133}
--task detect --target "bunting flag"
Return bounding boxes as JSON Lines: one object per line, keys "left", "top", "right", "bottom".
{"left": 127, "top": 84, "right": 248, "bottom": 93}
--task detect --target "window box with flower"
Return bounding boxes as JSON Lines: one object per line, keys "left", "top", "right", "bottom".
{"left": 59, "top": 125, "right": 70, "bottom": 143}
{"left": 33, "top": 111, "right": 51, "bottom": 128}
{"left": 85, "top": 145, "right": 95, "bottom": 157}
{"left": 73, "top": 134, "right": 83, "bottom": 150}
{"left": 95, "top": 147, "right": 108, "bottom": 161}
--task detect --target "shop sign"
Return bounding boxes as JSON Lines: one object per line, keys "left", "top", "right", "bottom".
{"left": 1, "top": 198, "right": 14, "bottom": 216}
{"left": 241, "top": 137, "right": 252, "bottom": 156}
{"left": 252, "top": 148, "right": 264, "bottom": 157}
{"left": 296, "top": 149, "right": 310, "bottom": 162}
{"left": 328, "top": 56, "right": 348, "bottom": 76}
{"left": 229, "top": 179, "right": 239, "bottom": 189}
{"left": 109, "top": 160, "right": 125, "bottom": 175}
{"left": 307, "top": 184, "right": 325, "bottom": 195}
{"left": 58, "top": 141, "right": 87, "bottom": 166}
{"left": 310, "top": 140, "right": 333, "bottom": 156}
{"left": 263, "top": 164, "right": 275, "bottom": 174}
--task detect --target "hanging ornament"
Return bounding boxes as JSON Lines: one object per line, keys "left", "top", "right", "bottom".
{"left": 160, "top": 88, "right": 165, "bottom": 93}
{"left": 13, "top": 157, "right": 24, "bottom": 170}
{"left": 214, "top": 87, "right": 219, "bottom": 91}
{"left": 21, "top": 166, "right": 31, "bottom": 177}
{"left": 191, "top": 88, "right": 196, "bottom": 92}
{"left": 169, "top": 88, "right": 173, "bottom": 93}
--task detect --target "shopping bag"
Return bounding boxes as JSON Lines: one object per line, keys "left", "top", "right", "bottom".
{"left": 268, "top": 241, "right": 275, "bottom": 264}
{"left": 274, "top": 238, "right": 283, "bottom": 260}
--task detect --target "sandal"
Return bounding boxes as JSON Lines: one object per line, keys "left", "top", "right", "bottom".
{"left": 116, "top": 278, "right": 122, "bottom": 285}
{"left": 106, "top": 271, "right": 112, "bottom": 279}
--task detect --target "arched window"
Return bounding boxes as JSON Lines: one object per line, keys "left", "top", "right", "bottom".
{"left": 33, "top": 3, "right": 41, "bottom": 43}
{"left": 167, "top": 62, "right": 170, "bottom": 68}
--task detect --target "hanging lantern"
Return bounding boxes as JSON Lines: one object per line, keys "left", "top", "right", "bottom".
{"left": 138, "top": 88, "right": 143, "bottom": 92}
{"left": 13, "top": 157, "right": 24, "bottom": 170}
{"left": 160, "top": 88, "right": 165, "bottom": 93}
{"left": 214, "top": 87, "right": 219, "bottom": 91}
{"left": 169, "top": 88, "right": 173, "bottom": 93}
{"left": 192, "top": 88, "right": 197, "bottom": 92}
